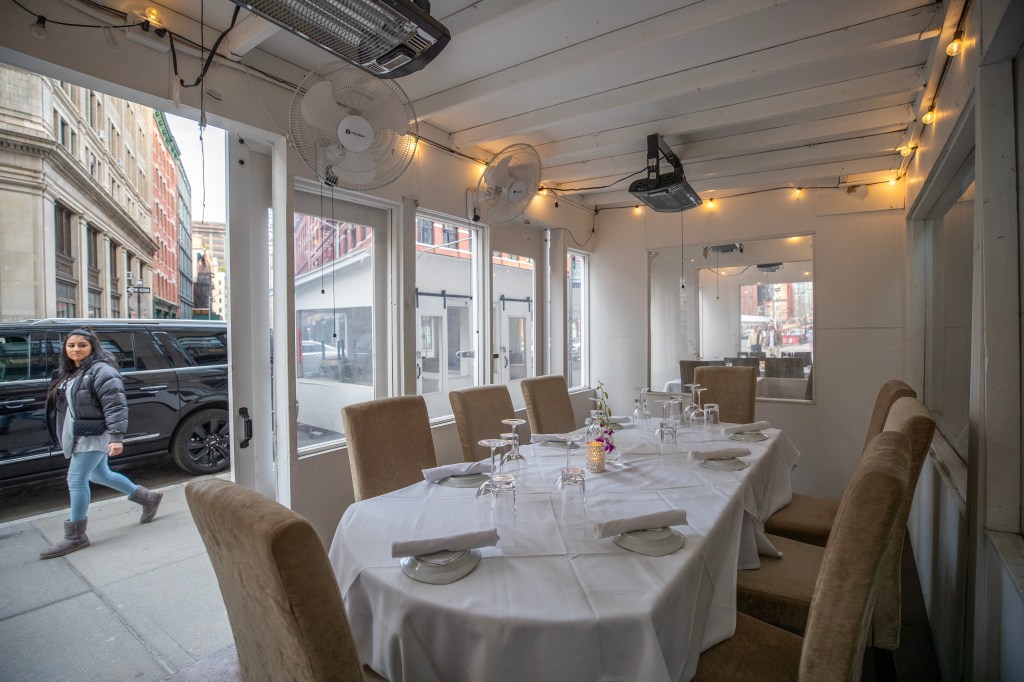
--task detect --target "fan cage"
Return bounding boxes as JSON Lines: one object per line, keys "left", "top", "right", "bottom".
{"left": 475, "top": 143, "right": 542, "bottom": 225}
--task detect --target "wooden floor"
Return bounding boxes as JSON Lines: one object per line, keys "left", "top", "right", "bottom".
{"left": 862, "top": 532, "right": 942, "bottom": 681}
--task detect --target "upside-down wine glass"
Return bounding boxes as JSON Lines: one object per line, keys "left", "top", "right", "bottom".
{"left": 476, "top": 437, "right": 510, "bottom": 500}
{"left": 500, "top": 418, "right": 527, "bottom": 462}
{"left": 554, "top": 432, "right": 585, "bottom": 490}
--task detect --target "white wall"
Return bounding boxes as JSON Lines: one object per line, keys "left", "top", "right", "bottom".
{"left": 589, "top": 186, "right": 906, "bottom": 501}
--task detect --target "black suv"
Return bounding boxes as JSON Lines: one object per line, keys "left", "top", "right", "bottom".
{"left": 0, "top": 319, "right": 230, "bottom": 484}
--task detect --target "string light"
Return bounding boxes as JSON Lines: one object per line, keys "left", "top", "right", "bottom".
{"left": 29, "top": 15, "right": 47, "bottom": 39}
{"left": 889, "top": 178, "right": 897, "bottom": 186}
{"left": 794, "top": 187, "right": 802, "bottom": 197}
{"left": 922, "top": 106, "right": 936, "bottom": 125}
{"left": 707, "top": 197, "right": 715, "bottom": 207}
{"left": 900, "top": 146, "right": 916, "bottom": 157}
{"left": 946, "top": 31, "right": 963, "bottom": 57}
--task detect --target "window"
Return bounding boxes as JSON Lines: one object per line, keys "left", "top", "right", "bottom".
{"left": 87, "top": 227, "right": 99, "bottom": 269}
{"left": 54, "top": 202, "right": 73, "bottom": 257}
{"left": 416, "top": 213, "right": 480, "bottom": 419}
{"left": 292, "top": 189, "right": 387, "bottom": 451}
{"left": 924, "top": 162, "right": 974, "bottom": 460}
{"left": 0, "top": 334, "right": 59, "bottom": 382}
{"left": 416, "top": 217, "right": 434, "bottom": 245}
{"left": 649, "top": 235, "right": 814, "bottom": 401}
{"left": 493, "top": 251, "right": 536, "bottom": 384}
{"left": 88, "top": 290, "right": 102, "bottom": 318}
{"left": 567, "top": 250, "right": 588, "bottom": 388}
{"left": 169, "top": 329, "right": 229, "bottom": 366}
{"left": 56, "top": 282, "right": 76, "bottom": 318}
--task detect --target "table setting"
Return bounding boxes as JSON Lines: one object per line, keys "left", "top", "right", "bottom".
{"left": 328, "top": 408, "right": 800, "bottom": 682}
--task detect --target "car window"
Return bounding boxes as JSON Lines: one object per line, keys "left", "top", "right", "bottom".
{"left": 170, "top": 330, "right": 228, "bottom": 366}
{"left": 0, "top": 333, "right": 54, "bottom": 381}
{"left": 93, "top": 331, "right": 137, "bottom": 370}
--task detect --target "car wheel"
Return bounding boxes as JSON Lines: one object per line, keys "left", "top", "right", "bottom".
{"left": 171, "top": 408, "right": 231, "bottom": 474}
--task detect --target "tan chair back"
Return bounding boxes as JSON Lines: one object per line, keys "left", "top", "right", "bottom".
{"left": 869, "top": 396, "right": 936, "bottom": 649}
{"left": 693, "top": 365, "right": 757, "bottom": 424}
{"left": 185, "top": 478, "right": 369, "bottom": 682}
{"left": 342, "top": 395, "right": 437, "bottom": 501}
{"left": 863, "top": 379, "right": 917, "bottom": 451}
{"left": 521, "top": 375, "right": 576, "bottom": 434}
{"left": 800, "top": 431, "right": 911, "bottom": 679}
{"left": 450, "top": 385, "right": 517, "bottom": 462}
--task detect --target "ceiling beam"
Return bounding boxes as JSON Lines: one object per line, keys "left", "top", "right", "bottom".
{"left": 531, "top": 67, "right": 924, "bottom": 166}
{"left": 447, "top": 5, "right": 938, "bottom": 147}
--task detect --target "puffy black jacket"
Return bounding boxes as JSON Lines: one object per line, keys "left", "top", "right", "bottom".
{"left": 51, "top": 360, "right": 128, "bottom": 444}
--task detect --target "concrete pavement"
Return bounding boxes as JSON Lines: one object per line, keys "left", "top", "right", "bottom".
{"left": 0, "top": 479, "right": 233, "bottom": 681}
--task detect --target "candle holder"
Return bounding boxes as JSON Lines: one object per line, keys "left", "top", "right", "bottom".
{"left": 586, "top": 440, "right": 606, "bottom": 473}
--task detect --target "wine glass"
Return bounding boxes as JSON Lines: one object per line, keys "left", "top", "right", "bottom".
{"left": 681, "top": 384, "right": 700, "bottom": 424}
{"left": 585, "top": 409, "right": 603, "bottom": 440}
{"left": 500, "top": 418, "right": 527, "bottom": 461}
{"left": 554, "top": 432, "right": 585, "bottom": 490}
{"left": 499, "top": 433, "right": 523, "bottom": 474}
{"left": 476, "top": 437, "right": 510, "bottom": 499}
{"left": 688, "top": 388, "right": 708, "bottom": 431}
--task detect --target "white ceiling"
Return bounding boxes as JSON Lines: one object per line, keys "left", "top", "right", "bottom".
{"left": 129, "top": 0, "right": 962, "bottom": 209}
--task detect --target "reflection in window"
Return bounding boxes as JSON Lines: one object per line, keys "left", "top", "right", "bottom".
{"left": 650, "top": 236, "right": 814, "bottom": 402}
{"left": 567, "top": 251, "right": 588, "bottom": 388}
{"left": 415, "top": 214, "right": 479, "bottom": 419}
{"left": 493, "top": 251, "right": 535, "bottom": 385}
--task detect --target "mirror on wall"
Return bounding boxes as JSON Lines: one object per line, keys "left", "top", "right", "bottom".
{"left": 649, "top": 234, "right": 814, "bottom": 403}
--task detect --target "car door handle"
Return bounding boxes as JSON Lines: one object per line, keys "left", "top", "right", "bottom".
{"left": 0, "top": 399, "right": 33, "bottom": 408}
{"left": 139, "top": 385, "right": 168, "bottom": 393}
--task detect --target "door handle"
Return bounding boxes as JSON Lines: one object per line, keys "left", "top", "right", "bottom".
{"left": 139, "top": 385, "right": 168, "bottom": 393}
{"left": 416, "top": 364, "right": 422, "bottom": 379}
{"left": 0, "top": 399, "right": 32, "bottom": 408}
{"left": 504, "top": 356, "right": 509, "bottom": 368}
{"left": 239, "top": 407, "right": 253, "bottom": 449}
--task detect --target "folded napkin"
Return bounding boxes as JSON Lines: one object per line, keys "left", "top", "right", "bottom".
{"left": 531, "top": 433, "right": 579, "bottom": 446}
{"left": 608, "top": 415, "right": 632, "bottom": 425}
{"left": 690, "top": 447, "right": 751, "bottom": 461}
{"left": 590, "top": 509, "right": 688, "bottom": 539}
{"left": 422, "top": 460, "right": 492, "bottom": 482}
{"left": 724, "top": 420, "right": 771, "bottom": 434}
{"left": 391, "top": 528, "right": 500, "bottom": 558}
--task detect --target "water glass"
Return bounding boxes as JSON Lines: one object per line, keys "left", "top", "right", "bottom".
{"left": 557, "top": 468, "right": 586, "bottom": 536}
{"left": 491, "top": 473, "right": 517, "bottom": 548}
{"left": 500, "top": 432, "right": 524, "bottom": 474}
{"left": 656, "top": 419, "right": 677, "bottom": 446}
{"left": 704, "top": 403, "right": 721, "bottom": 435}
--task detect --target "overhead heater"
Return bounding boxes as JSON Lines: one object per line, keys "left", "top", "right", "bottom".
{"left": 628, "top": 134, "right": 702, "bottom": 212}
{"left": 226, "top": 0, "right": 451, "bottom": 78}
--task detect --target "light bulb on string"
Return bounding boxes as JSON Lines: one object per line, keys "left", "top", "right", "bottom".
{"left": 922, "top": 106, "right": 936, "bottom": 125}
{"left": 29, "top": 15, "right": 47, "bottom": 39}
{"left": 946, "top": 31, "right": 963, "bottom": 57}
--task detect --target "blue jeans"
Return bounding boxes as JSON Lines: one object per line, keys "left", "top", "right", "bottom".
{"left": 67, "top": 451, "right": 138, "bottom": 522}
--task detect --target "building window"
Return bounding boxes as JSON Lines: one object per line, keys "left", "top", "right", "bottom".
{"left": 87, "top": 227, "right": 99, "bottom": 269}
{"left": 88, "top": 290, "right": 102, "bottom": 318}
{"left": 441, "top": 223, "right": 458, "bottom": 248}
{"left": 56, "top": 281, "right": 77, "bottom": 318}
{"left": 416, "top": 217, "right": 434, "bottom": 245}
{"left": 55, "top": 202, "right": 73, "bottom": 257}
{"left": 567, "top": 250, "right": 588, "bottom": 388}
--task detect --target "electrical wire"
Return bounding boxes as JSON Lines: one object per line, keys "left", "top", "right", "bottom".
{"left": 539, "top": 168, "right": 645, "bottom": 194}
{"left": 11, "top": 0, "right": 146, "bottom": 28}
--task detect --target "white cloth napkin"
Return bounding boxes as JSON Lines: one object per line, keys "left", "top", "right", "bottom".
{"left": 724, "top": 421, "right": 771, "bottom": 434}
{"left": 690, "top": 447, "right": 751, "bottom": 461}
{"left": 391, "top": 528, "right": 500, "bottom": 558}
{"left": 531, "top": 433, "right": 578, "bottom": 446}
{"left": 608, "top": 415, "right": 632, "bottom": 425}
{"left": 590, "top": 509, "right": 688, "bottom": 539}
{"left": 422, "top": 460, "right": 492, "bottom": 482}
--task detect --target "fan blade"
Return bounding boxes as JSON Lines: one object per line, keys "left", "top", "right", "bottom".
{"left": 335, "top": 149, "right": 377, "bottom": 186}
{"left": 302, "top": 80, "right": 347, "bottom": 135}
{"left": 485, "top": 154, "right": 515, "bottom": 189}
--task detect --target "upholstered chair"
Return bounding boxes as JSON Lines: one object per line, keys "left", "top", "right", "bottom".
{"left": 735, "top": 396, "right": 936, "bottom": 651}
{"left": 520, "top": 374, "right": 577, "bottom": 434}
{"left": 680, "top": 359, "right": 726, "bottom": 387}
{"left": 342, "top": 395, "right": 437, "bottom": 502}
{"left": 185, "top": 478, "right": 386, "bottom": 682}
{"left": 764, "top": 379, "right": 916, "bottom": 546}
{"left": 450, "top": 384, "right": 518, "bottom": 462}
{"left": 692, "top": 365, "right": 757, "bottom": 424}
{"left": 693, "top": 431, "right": 911, "bottom": 681}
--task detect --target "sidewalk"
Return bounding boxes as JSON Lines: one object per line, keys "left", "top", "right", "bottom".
{"left": 0, "top": 480, "right": 233, "bottom": 681}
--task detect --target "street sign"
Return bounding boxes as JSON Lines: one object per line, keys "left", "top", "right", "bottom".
{"left": 127, "top": 286, "right": 151, "bottom": 294}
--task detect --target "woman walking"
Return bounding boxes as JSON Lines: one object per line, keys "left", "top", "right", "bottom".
{"left": 40, "top": 327, "right": 163, "bottom": 560}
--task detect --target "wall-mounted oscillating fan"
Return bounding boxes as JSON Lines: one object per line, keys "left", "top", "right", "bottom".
{"left": 290, "top": 60, "right": 418, "bottom": 190}
{"left": 473, "top": 143, "right": 542, "bottom": 224}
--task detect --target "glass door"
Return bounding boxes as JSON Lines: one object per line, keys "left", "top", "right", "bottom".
{"left": 492, "top": 250, "right": 535, "bottom": 384}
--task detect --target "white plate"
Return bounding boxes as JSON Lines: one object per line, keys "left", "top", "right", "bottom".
{"left": 728, "top": 432, "right": 768, "bottom": 442}
{"left": 400, "top": 549, "right": 481, "bottom": 584}
{"left": 437, "top": 473, "right": 490, "bottom": 488}
{"left": 699, "top": 458, "right": 750, "bottom": 471}
{"left": 611, "top": 527, "right": 686, "bottom": 556}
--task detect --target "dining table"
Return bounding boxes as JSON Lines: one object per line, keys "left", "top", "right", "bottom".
{"left": 328, "top": 422, "right": 800, "bottom": 682}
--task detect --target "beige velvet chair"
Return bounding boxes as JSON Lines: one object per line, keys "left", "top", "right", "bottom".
{"left": 693, "top": 431, "right": 911, "bottom": 681}
{"left": 735, "top": 396, "right": 936, "bottom": 651}
{"left": 450, "top": 384, "right": 517, "bottom": 462}
{"left": 692, "top": 365, "right": 757, "bottom": 424}
{"left": 764, "top": 379, "right": 916, "bottom": 546}
{"left": 185, "top": 477, "right": 385, "bottom": 682}
{"left": 342, "top": 395, "right": 437, "bottom": 502}
{"left": 520, "top": 374, "right": 576, "bottom": 434}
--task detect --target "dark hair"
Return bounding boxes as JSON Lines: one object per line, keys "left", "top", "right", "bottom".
{"left": 46, "top": 327, "right": 118, "bottom": 407}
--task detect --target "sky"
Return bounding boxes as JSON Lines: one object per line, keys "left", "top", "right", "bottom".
{"left": 165, "top": 113, "right": 227, "bottom": 224}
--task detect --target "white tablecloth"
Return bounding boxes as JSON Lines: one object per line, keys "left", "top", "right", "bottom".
{"left": 329, "top": 425, "right": 800, "bottom": 682}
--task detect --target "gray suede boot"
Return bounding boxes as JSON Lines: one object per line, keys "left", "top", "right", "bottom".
{"left": 128, "top": 485, "right": 163, "bottom": 524}
{"left": 39, "top": 519, "right": 90, "bottom": 560}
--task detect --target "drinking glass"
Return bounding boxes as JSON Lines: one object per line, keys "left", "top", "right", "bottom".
{"left": 688, "top": 388, "right": 707, "bottom": 430}
{"left": 555, "top": 468, "right": 586, "bottom": 537}
{"left": 704, "top": 403, "right": 721, "bottom": 436}
{"left": 500, "top": 418, "right": 527, "bottom": 458}
{"left": 491, "top": 473, "right": 517, "bottom": 548}
{"left": 681, "top": 384, "right": 700, "bottom": 424}
{"left": 656, "top": 419, "right": 677, "bottom": 446}
{"left": 585, "top": 410, "right": 603, "bottom": 440}
{"left": 553, "top": 433, "right": 585, "bottom": 490}
{"left": 476, "top": 437, "right": 509, "bottom": 499}
{"left": 499, "top": 433, "right": 524, "bottom": 474}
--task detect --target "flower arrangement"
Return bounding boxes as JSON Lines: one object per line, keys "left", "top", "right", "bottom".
{"left": 594, "top": 380, "right": 615, "bottom": 454}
